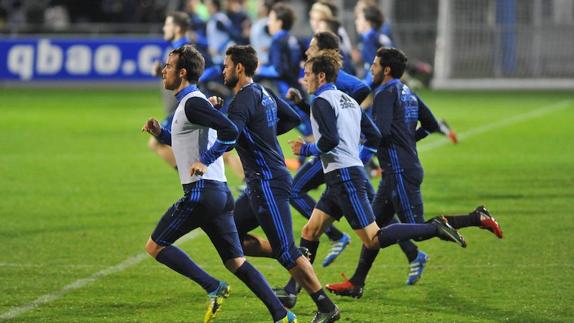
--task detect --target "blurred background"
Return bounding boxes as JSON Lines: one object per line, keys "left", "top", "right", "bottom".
{"left": 1, "top": 0, "right": 573, "bottom": 89}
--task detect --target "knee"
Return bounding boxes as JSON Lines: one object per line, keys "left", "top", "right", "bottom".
{"left": 148, "top": 137, "right": 160, "bottom": 151}
{"left": 145, "top": 239, "right": 163, "bottom": 258}
{"left": 224, "top": 257, "right": 245, "bottom": 272}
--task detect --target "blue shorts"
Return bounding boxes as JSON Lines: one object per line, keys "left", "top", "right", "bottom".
{"left": 316, "top": 166, "right": 375, "bottom": 230}
{"left": 372, "top": 168, "right": 424, "bottom": 225}
{"left": 234, "top": 176, "right": 302, "bottom": 269}
{"left": 151, "top": 180, "right": 244, "bottom": 262}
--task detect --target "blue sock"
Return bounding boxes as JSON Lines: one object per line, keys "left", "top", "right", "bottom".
{"left": 350, "top": 246, "right": 379, "bottom": 287}
{"left": 377, "top": 223, "right": 436, "bottom": 249}
{"left": 234, "top": 261, "right": 286, "bottom": 321}
{"left": 155, "top": 245, "right": 219, "bottom": 293}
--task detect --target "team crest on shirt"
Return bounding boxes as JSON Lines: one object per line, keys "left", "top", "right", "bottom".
{"left": 339, "top": 94, "right": 356, "bottom": 109}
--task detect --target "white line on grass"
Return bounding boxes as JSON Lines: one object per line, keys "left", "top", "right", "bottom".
{"left": 0, "top": 231, "right": 201, "bottom": 321}
{"left": 418, "top": 99, "right": 572, "bottom": 152}
{"left": 2, "top": 99, "right": 572, "bottom": 321}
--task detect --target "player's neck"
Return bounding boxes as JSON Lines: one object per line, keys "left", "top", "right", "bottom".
{"left": 382, "top": 75, "right": 394, "bottom": 85}
{"left": 175, "top": 80, "right": 192, "bottom": 93}
{"left": 233, "top": 77, "right": 253, "bottom": 94}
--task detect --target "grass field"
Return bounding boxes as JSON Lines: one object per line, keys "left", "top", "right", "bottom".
{"left": 1, "top": 88, "right": 573, "bottom": 322}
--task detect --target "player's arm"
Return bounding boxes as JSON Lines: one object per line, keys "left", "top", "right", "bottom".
{"left": 142, "top": 118, "right": 172, "bottom": 146}
{"left": 359, "top": 112, "right": 381, "bottom": 164}
{"left": 342, "top": 72, "right": 371, "bottom": 104}
{"left": 372, "top": 88, "right": 395, "bottom": 147}
{"left": 417, "top": 95, "right": 440, "bottom": 136}
{"left": 226, "top": 90, "right": 253, "bottom": 135}
{"left": 257, "top": 42, "right": 281, "bottom": 79}
{"left": 266, "top": 87, "right": 301, "bottom": 135}
{"left": 299, "top": 97, "right": 339, "bottom": 156}
{"left": 184, "top": 97, "right": 239, "bottom": 166}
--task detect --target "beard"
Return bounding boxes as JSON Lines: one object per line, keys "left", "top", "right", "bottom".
{"left": 371, "top": 73, "right": 383, "bottom": 87}
{"left": 224, "top": 73, "right": 239, "bottom": 88}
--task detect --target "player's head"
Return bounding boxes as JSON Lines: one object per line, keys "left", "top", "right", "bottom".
{"left": 303, "top": 55, "right": 339, "bottom": 94}
{"left": 371, "top": 47, "right": 407, "bottom": 85}
{"left": 355, "top": 5, "right": 382, "bottom": 34}
{"left": 163, "top": 12, "right": 190, "bottom": 41}
{"left": 268, "top": 3, "right": 295, "bottom": 35}
{"left": 307, "top": 31, "right": 340, "bottom": 57}
{"left": 223, "top": 45, "right": 258, "bottom": 88}
{"left": 309, "top": 2, "right": 334, "bottom": 33}
{"left": 163, "top": 45, "right": 205, "bottom": 90}
{"left": 316, "top": 17, "right": 340, "bottom": 34}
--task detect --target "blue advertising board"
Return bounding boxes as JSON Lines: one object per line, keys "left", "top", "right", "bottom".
{"left": 0, "top": 37, "right": 169, "bottom": 81}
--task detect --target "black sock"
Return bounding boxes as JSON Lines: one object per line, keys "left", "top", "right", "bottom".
{"left": 324, "top": 225, "right": 343, "bottom": 241}
{"left": 444, "top": 213, "right": 481, "bottom": 229}
{"left": 399, "top": 240, "right": 419, "bottom": 263}
{"left": 284, "top": 238, "right": 320, "bottom": 294}
{"left": 350, "top": 246, "right": 379, "bottom": 287}
{"left": 377, "top": 223, "right": 437, "bottom": 248}
{"left": 156, "top": 245, "right": 219, "bottom": 293}
{"left": 234, "top": 261, "right": 286, "bottom": 321}
{"left": 310, "top": 289, "right": 336, "bottom": 313}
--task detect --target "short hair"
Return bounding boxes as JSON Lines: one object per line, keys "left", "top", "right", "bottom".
{"left": 272, "top": 3, "right": 295, "bottom": 31}
{"left": 318, "top": 0, "right": 339, "bottom": 17}
{"left": 170, "top": 45, "right": 205, "bottom": 82}
{"left": 319, "top": 17, "right": 341, "bottom": 34}
{"left": 314, "top": 31, "right": 340, "bottom": 51}
{"left": 167, "top": 11, "right": 190, "bottom": 31}
{"left": 305, "top": 55, "right": 339, "bottom": 83}
{"left": 225, "top": 45, "right": 258, "bottom": 77}
{"left": 312, "top": 49, "right": 343, "bottom": 69}
{"left": 363, "top": 5, "right": 384, "bottom": 30}
{"left": 375, "top": 47, "right": 407, "bottom": 79}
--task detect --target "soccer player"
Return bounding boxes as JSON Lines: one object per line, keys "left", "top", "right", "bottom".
{"left": 284, "top": 31, "right": 429, "bottom": 279}
{"left": 220, "top": 44, "right": 340, "bottom": 323}
{"left": 256, "top": 2, "right": 302, "bottom": 97}
{"left": 286, "top": 53, "right": 468, "bottom": 303}
{"left": 141, "top": 45, "right": 297, "bottom": 323}
{"left": 148, "top": 12, "right": 192, "bottom": 169}
{"left": 325, "top": 47, "right": 503, "bottom": 298}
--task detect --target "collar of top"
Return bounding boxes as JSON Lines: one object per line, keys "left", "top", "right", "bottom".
{"left": 361, "top": 28, "right": 377, "bottom": 41}
{"left": 314, "top": 82, "right": 337, "bottom": 97}
{"left": 375, "top": 78, "right": 401, "bottom": 94}
{"left": 171, "top": 36, "right": 189, "bottom": 49}
{"left": 272, "top": 30, "right": 288, "bottom": 41}
{"left": 175, "top": 84, "right": 198, "bottom": 102}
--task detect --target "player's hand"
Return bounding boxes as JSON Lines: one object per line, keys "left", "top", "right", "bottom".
{"left": 286, "top": 88, "right": 303, "bottom": 104}
{"left": 142, "top": 118, "right": 161, "bottom": 136}
{"left": 208, "top": 96, "right": 224, "bottom": 108}
{"left": 190, "top": 161, "right": 207, "bottom": 177}
{"left": 288, "top": 138, "right": 305, "bottom": 155}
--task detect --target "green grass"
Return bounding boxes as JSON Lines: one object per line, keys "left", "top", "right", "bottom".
{"left": 1, "top": 89, "right": 573, "bottom": 322}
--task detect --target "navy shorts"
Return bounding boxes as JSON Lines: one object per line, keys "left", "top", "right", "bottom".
{"left": 234, "top": 176, "right": 302, "bottom": 269}
{"left": 316, "top": 166, "right": 375, "bottom": 230}
{"left": 371, "top": 168, "right": 424, "bottom": 225}
{"left": 151, "top": 180, "right": 244, "bottom": 262}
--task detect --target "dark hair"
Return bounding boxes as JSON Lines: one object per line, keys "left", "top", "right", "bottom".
{"left": 271, "top": 3, "right": 295, "bottom": 31}
{"left": 167, "top": 11, "right": 190, "bottom": 31}
{"left": 305, "top": 55, "right": 339, "bottom": 83}
{"left": 375, "top": 47, "right": 407, "bottom": 79}
{"left": 320, "top": 17, "right": 341, "bottom": 34}
{"left": 225, "top": 45, "right": 258, "bottom": 77}
{"left": 170, "top": 45, "right": 205, "bottom": 82}
{"left": 314, "top": 31, "right": 340, "bottom": 50}
{"left": 363, "top": 5, "right": 384, "bottom": 30}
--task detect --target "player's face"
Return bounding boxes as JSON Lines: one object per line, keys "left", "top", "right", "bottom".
{"left": 222, "top": 55, "right": 239, "bottom": 88}
{"left": 306, "top": 38, "right": 319, "bottom": 58}
{"left": 371, "top": 56, "right": 384, "bottom": 86}
{"left": 267, "top": 10, "right": 281, "bottom": 36}
{"left": 355, "top": 11, "right": 368, "bottom": 34}
{"left": 163, "top": 17, "right": 176, "bottom": 41}
{"left": 309, "top": 10, "right": 324, "bottom": 33}
{"left": 162, "top": 54, "right": 183, "bottom": 90}
{"left": 303, "top": 63, "right": 320, "bottom": 94}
